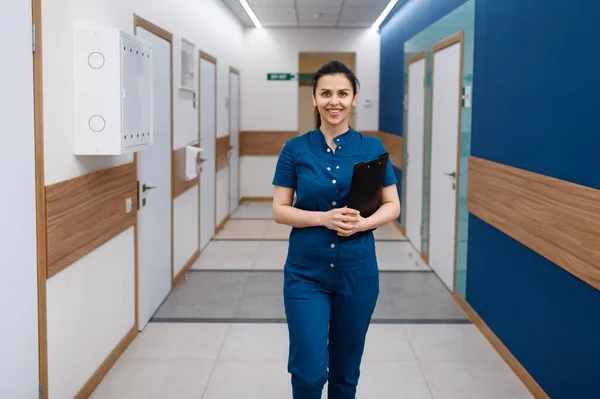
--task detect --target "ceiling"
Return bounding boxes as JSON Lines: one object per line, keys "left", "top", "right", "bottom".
{"left": 220, "top": 0, "right": 395, "bottom": 28}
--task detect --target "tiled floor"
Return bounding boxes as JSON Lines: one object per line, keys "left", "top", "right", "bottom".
{"left": 152, "top": 270, "right": 468, "bottom": 322}
{"left": 93, "top": 201, "right": 532, "bottom": 398}
{"left": 93, "top": 323, "right": 531, "bottom": 399}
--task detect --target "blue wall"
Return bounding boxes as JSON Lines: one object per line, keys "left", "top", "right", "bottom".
{"left": 468, "top": 1, "right": 600, "bottom": 398}
{"left": 379, "top": 0, "right": 468, "bottom": 135}
{"left": 380, "top": 0, "right": 600, "bottom": 397}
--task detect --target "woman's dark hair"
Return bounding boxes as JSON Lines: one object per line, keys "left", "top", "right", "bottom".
{"left": 312, "top": 60, "right": 360, "bottom": 96}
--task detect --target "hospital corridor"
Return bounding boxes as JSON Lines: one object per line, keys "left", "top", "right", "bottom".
{"left": 2, "top": 0, "right": 599, "bottom": 398}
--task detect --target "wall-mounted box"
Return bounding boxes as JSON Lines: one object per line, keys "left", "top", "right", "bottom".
{"left": 73, "top": 29, "right": 153, "bottom": 155}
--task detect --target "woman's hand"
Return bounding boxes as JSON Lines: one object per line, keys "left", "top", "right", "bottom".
{"left": 320, "top": 207, "right": 361, "bottom": 235}
{"left": 336, "top": 214, "right": 367, "bottom": 237}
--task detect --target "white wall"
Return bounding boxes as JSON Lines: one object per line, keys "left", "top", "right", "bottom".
{"left": 240, "top": 28, "right": 381, "bottom": 198}
{"left": 241, "top": 28, "right": 380, "bottom": 132}
{"left": 174, "top": 187, "right": 199, "bottom": 276}
{"left": 216, "top": 167, "right": 230, "bottom": 225}
{"left": 0, "top": 1, "right": 40, "bottom": 398}
{"left": 41, "top": 0, "right": 243, "bottom": 395}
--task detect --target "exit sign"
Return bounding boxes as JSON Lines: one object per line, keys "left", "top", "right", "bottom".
{"left": 267, "top": 73, "right": 298, "bottom": 81}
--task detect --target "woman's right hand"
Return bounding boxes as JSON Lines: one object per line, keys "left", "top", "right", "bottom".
{"left": 320, "top": 207, "right": 360, "bottom": 234}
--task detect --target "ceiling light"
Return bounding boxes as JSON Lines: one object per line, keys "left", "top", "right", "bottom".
{"left": 372, "top": 0, "right": 399, "bottom": 29}
{"left": 238, "top": 0, "right": 262, "bottom": 28}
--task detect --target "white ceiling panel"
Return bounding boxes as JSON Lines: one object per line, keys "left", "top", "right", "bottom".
{"left": 253, "top": 6, "right": 296, "bottom": 17}
{"left": 220, "top": 0, "right": 401, "bottom": 28}
{"left": 248, "top": 0, "right": 295, "bottom": 6}
{"left": 343, "top": 0, "right": 388, "bottom": 5}
{"left": 338, "top": 6, "right": 383, "bottom": 21}
{"left": 296, "top": 0, "right": 343, "bottom": 6}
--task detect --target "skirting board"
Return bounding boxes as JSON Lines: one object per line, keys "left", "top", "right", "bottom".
{"left": 173, "top": 250, "right": 200, "bottom": 288}
{"left": 452, "top": 293, "right": 549, "bottom": 399}
{"left": 74, "top": 326, "right": 137, "bottom": 398}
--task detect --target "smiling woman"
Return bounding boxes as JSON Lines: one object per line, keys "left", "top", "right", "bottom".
{"left": 272, "top": 60, "right": 401, "bottom": 399}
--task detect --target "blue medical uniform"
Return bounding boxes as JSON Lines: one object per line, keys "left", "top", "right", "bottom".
{"left": 272, "top": 128, "right": 397, "bottom": 399}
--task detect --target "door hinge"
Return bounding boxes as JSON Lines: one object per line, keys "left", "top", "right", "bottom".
{"left": 39, "top": 383, "right": 43, "bottom": 399}
{"left": 32, "top": 24, "right": 37, "bottom": 53}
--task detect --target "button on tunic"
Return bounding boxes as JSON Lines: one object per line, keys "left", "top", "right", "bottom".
{"left": 272, "top": 128, "right": 397, "bottom": 271}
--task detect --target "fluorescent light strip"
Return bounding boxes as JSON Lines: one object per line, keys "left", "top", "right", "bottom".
{"left": 372, "top": 0, "right": 399, "bottom": 29}
{"left": 239, "top": 0, "right": 263, "bottom": 28}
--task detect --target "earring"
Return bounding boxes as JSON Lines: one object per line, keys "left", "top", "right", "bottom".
{"left": 313, "top": 106, "right": 320, "bottom": 115}
{"left": 352, "top": 105, "right": 358, "bottom": 115}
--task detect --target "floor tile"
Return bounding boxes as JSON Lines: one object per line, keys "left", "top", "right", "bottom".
{"left": 234, "top": 272, "right": 285, "bottom": 318}
{"left": 122, "top": 323, "right": 229, "bottom": 360}
{"left": 253, "top": 241, "right": 288, "bottom": 270}
{"left": 192, "top": 240, "right": 261, "bottom": 270}
{"left": 371, "top": 292, "right": 401, "bottom": 320}
{"left": 373, "top": 222, "right": 407, "bottom": 240}
{"left": 153, "top": 272, "right": 249, "bottom": 319}
{"left": 356, "top": 361, "right": 433, "bottom": 399}
{"left": 202, "top": 360, "right": 291, "bottom": 399}
{"left": 362, "top": 325, "right": 416, "bottom": 361}
{"left": 214, "top": 220, "right": 270, "bottom": 239}
{"left": 231, "top": 201, "right": 273, "bottom": 219}
{"left": 419, "top": 360, "right": 532, "bottom": 399}
{"left": 376, "top": 241, "right": 429, "bottom": 271}
{"left": 404, "top": 324, "right": 502, "bottom": 362}
{"left": 264, "top": 220, "right": 292, "bottom": 239}
{"left": 91, "top": 358, "right": 215, "bottom": 399}
{"left": 219, "top": 324, "right": 289, "bottom": 360}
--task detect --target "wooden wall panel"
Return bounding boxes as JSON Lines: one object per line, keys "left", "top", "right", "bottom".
{"left": 238, "top": 130, "right": 403, "bottom": 169}
{"left": 363, "top": 131, "right": 403, "bottom": 169}
{"left": 46, "top": 163, "right": 138, "bottom": 278}
{"left": 240, "top": 131, "right": 298, "bottom": 156}
{"left": 173, "top": 146, "right": 199, "bottom": 198}
{"left": 468, "top": 156, "right": 600, "bottom": 291}
{"left": 216, "top": 136, "right": 230, "bottom": 171}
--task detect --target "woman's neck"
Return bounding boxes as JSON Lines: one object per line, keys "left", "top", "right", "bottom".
{"left": 320, "top": 121, "right": 349, "bottom": 147}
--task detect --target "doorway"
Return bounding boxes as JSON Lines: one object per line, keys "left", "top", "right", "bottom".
{"left": 427, "top": 32, "right": 464, "bottom": 291}
{"left": 134, "top": 16, "right": 174, "bottom": 330}
{"left": 405, "top": 51, "right": 427, "bottom": 254}
{"left": 199, "top": 52, "right": 217, "bottom": 251}
{"left": 229, "top": 68, "right": 240, "bottom": 214}
{"left": 298, "top": 52, "right": 356, "bottom": 134}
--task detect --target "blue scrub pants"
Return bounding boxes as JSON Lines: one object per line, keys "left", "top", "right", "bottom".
{"left": 283, "top": 261, "right": 380, "bottom": 399}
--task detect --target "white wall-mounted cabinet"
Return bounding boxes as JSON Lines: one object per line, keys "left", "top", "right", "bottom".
{"left": 73, "top": 29, "right": 153, "bottom": 155}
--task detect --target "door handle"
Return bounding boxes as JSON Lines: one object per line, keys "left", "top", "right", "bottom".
{"left": 199, "top": 158, "right": 208, "bottom": 163}
{"left": 444, "top": 171, "right": 456, "bottom": 178}
{"left": 142, "top": 184, "right": 156, "bottom": 192}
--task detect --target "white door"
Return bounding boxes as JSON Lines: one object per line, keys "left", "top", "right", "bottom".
{"left": 0, "top": 1, "right": 39, "bottom": 396}
{"left": 229, "top": 71, "right": 240, "bottom": 213}
{"left": 429, "top": 38, "right": 462, "bottom": 291}
{"left": 136, "top": 27, "right": 172, "bottom": 330}
{"left": 199, "top": 57, "right": 217, "bottom": 251}
{"left": 405, "top": 56, "right": 426, "bottom": 251}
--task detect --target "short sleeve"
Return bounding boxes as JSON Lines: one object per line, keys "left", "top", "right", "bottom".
{"left": 272, "top": 141, "right": 297, "bottom": 189}
{"left": 378, "top": 139, "right": 398, "bottom": 187}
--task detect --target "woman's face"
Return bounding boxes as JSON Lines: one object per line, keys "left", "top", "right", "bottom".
{"left": 313, "top": 73, "right": 357, "bottom": 128}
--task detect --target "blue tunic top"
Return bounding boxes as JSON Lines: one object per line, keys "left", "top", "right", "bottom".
{"left": 272, "top": 128, "right": 397, "bottom": 271}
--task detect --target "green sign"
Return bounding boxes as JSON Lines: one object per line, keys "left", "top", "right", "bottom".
{"left": 267, "top": 73, "right": 298, "bottom": 81}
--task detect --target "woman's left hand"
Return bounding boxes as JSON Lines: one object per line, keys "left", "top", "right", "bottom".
{"left": 336, "top": 212, "right": 367, "bottom": 237}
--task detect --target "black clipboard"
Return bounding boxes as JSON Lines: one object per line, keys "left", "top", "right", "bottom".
{"left": 339, "top": 152, "right": 389, "bottom": 241}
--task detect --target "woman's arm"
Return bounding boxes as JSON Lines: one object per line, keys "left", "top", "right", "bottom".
{"left": 272, "top": 185, "right": 360, "bottom": 232}
{"left": 337, "top": 184, "right": 401, "bottom": 237}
